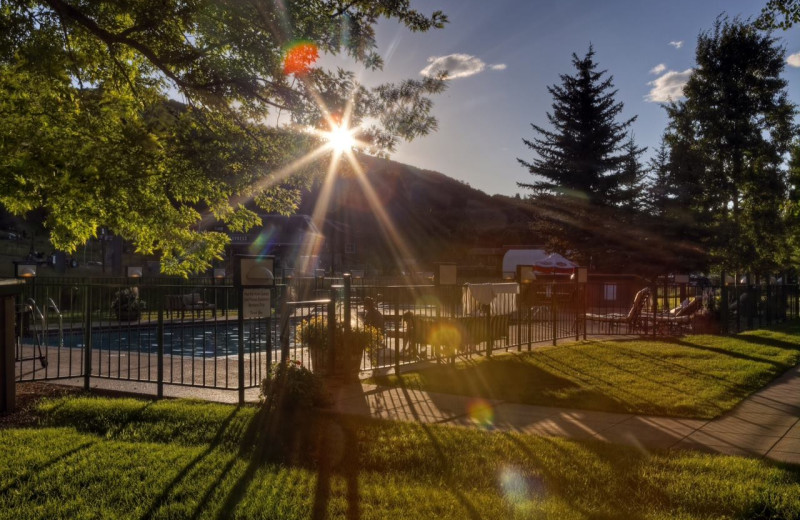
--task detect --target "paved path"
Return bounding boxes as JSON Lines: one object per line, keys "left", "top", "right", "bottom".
{"left": 329, "top": 364, "right": 800, "bottom": 464}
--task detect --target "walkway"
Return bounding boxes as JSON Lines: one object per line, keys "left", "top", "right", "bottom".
{"left": 330, "top": 363, "right": 800, "bottom": 464}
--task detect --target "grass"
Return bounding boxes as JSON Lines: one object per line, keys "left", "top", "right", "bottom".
{"left": 0, "top": 395, "right": 798, "bottom": 519}
{"left": 370, "top": 324, "right": 800, "bottom": 419}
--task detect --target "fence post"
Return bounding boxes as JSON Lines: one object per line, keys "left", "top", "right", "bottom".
{"left": 719, "top": 272, "right": 728, "bottom": 335}
{"left": 766, "top": 281, "right": 772, "bottom": 325}
{"left": 795, "top": 275, "right": 799, "bottom": 320}
{"left": 582, "top": 282, "right": 587, "bottom": 341}
{"left": 746, "top": 275, "right": 754, "bottom": 330}
{"left": 551, "top": 292, "right": 557, "bottom": 346}
{"left": 328, "top": 287, "right": 337, "bottom": 376}
{"left": 157, "top": 307, "right": 164, "bottom": 399}
{"left": 343, "top": 273, "right": 351, "bottom": 334}
{"left": 486, "top": 305, "right": 492, "bottom": 357}
{"left": 574, "top": 279, "right": 579, "bottom": 342}
{"left": 83, "top": 286, "right": 92, "bottom": 392}
{"left": 651, "top": 283, "right": 658, "bottom": 337}
{"left": 237, "top": 283, "right": 245, "bottom": 405}
{"left": 394, "top": 292, "right": 400, "bottom": 374}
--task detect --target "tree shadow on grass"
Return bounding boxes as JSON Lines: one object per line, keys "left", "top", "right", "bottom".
{"left": 0, "top": 440, "right": 96, "bottom": 496}
{"left": 139, "top": 406, "right": 242, "bottom": 520}
{"left": 673, "top": 339, "right": 786, "bottom": 368}
{"left": 728, "top": 333, "right": 800, "bottom": 355}
{"left": 411, "top": 356, "right": 625, "bottom": 411}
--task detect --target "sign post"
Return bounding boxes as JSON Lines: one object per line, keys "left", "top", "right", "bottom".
{"left": 234, "top": 255, "right": 275, "bottom": 404}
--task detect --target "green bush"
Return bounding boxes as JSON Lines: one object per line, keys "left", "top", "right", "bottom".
{"left": 295, "top": 318, "right": 384, "bottom": 373}
{"left": 260, "top": 360, "right": 327, "bottom": 411}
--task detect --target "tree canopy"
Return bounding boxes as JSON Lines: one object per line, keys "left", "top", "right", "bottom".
{"left": 0, "top": 0, "right": 447, "bottom": 275}
{"left": 756, "top": 0, "right": 800, "bottom": 29}
{"left": 664, "top": 17, "right": 797, "bottom": 274}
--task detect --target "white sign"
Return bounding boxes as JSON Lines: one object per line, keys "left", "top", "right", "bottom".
{"left": 243, "top": 289, "right": 271, "bottom": 318}
{"left": 239, "top": 257, "right": 275, "bottom": 287}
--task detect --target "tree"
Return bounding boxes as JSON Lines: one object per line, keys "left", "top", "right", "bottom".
{"left": 756, "top": 0, "right": 800, "bottom": 29}
{"left": 614, "top": 136, "right": 647, "bottom": 212}
{"left": 664, "top": 18, "right": 797, "bottom": 274}
{"left": 518, "top": 46, "right": 638, "bottom": 207}
{"left": 0, "top": 1, "right": 447, "bottom": 275}
{"left": 646, "top": 140, "right": 673, "bottom": 218}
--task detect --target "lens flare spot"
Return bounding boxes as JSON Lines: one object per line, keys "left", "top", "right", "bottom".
{"left": 249, "top": 230, "right": 273, "bottom": 255}
{"left": 499, "top": 465, "right": 546, "bottom": 509}
{"left": 427, "top": 323, "right": 461, "bottom": 357}
{"left": 283, "top": 41, "right": 319, "bottom": 75}
{"left": 468, "top": 398, "right": 494, "bottom": 429}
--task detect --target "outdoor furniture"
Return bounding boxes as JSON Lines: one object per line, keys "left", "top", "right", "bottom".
{"left": 651, "top": 297, "right": 702, "bottom": 334}
{"left": 586, "top": 287, "right": 651, "bottom": 334}
{"left": 405, "top": 314, "right": 511, "bottom": 358}
{"left": 166, "top": 293, "right": 216, "bottom": 319}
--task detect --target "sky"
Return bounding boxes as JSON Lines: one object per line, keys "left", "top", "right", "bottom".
{"left": 334, "top": 0, "right": 800, "bottom": 197}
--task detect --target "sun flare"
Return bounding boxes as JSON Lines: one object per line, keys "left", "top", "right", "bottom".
{"left": 325, "top": 124, "right": 356, "bottom": 153}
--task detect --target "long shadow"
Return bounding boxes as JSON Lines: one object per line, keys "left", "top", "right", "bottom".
{"left": 673, "top": 339, "right": 785, "bottom": 368}
{"left": 603, "top": 343, "right": 740, "bottom": 387}
{"left": 560, "top": 346, "right": 731, "bottom": 417}
{"left": 311, "top": 413, "right": 361, "bottom": 520}
{"left": 393, "top": 379, "right": 485, "bottom": 520}
{"left": 199, "top": 377, "right": 365, "bottom": 520}
{"left": 140, "top": 407, "right": 242, "bottom": 520}
{"left": 0, "top": 440, "right": 96, "bottom": 495}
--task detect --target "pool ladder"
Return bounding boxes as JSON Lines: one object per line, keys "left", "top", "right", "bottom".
{"left": 16, "top": 297, "right": 64, "bottom": 368}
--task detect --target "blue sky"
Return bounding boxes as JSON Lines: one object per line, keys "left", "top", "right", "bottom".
{"left": 341, "top": 0, "right": 800, "bottom": 196}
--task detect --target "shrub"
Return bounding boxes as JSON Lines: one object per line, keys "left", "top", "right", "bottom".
{"left": 295, "top": 318, "right": 384, "bottom": 374}
{"left": 260, "top": 360, "right": 327, "bottom": 411}
{"left": 110, "top": 287, "right": 146, "bottom": 321}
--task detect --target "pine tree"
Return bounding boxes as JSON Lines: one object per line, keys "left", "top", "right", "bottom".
{"left": 518, "top": 46, "right": 637, "bottom": 207}
{"left": 615, "top": 136, "right": 648, "bottom": 212}
{"left": 646, "top": 140, "right": 674, "bottom": 218}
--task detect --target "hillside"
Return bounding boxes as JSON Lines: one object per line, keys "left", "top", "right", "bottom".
{"left": 297, "top": 154, "right": 542, "bottom": 271}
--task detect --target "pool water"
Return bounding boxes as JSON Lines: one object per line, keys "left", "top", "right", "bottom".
{"left": 24, "top": 321, "right": 280, "bottom": 358}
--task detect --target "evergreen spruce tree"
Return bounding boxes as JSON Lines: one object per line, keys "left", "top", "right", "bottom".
{"left": 518, "top": 46, "right": 637, "bottom": 207}
{"left": 615, "top": 136, "right": 648, "bottom": 212}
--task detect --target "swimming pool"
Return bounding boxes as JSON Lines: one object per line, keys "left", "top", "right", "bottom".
{"left": 24, "top": 321, "right": 279, "bottom": 358}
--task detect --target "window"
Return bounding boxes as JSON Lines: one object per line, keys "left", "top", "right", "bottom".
{"left": 603, "top": 284, "right": 617, "bottom": 301}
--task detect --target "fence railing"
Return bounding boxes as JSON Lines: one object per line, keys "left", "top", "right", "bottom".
{"left": 13, "top": 276, "right": 800, "bottom": 398}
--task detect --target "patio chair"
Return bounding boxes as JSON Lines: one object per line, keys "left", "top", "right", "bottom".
{"left": 586, "top": 287, "right": 651, "bottom": 334}
{"left": 652, "top": 297, "right": 702, "bottom": 334}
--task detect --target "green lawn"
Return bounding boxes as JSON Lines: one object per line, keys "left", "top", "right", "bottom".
{"left": 0, "top": 396, "right": 797, "bottom": 519}
{"left": 370, "top": 324, "right": 800, "bottom": 419}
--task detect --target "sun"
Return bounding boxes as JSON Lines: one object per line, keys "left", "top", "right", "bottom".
{"left": 325, "top": 124, "right": 356, "bottom": 153}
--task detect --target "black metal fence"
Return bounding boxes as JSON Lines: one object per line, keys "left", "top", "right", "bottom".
{"left": 13, "top": 276, "right": 800, "bottom": 398}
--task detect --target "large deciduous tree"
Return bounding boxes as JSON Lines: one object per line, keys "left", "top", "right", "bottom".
{"left": 0, "top": 0, "right": 447, "bottom": 275}
{"left": 756, "top": 0, "right": 800, "bottom": 29}
{"left": 664, "top": 18, "right": 796, "bottom": 274}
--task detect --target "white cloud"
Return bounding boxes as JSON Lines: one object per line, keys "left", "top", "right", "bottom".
{"left": 788, "top": 52, "right": 800, "bottom": 67}
{"left": 650, "top": 63, "right": 667, "bottom": 75}
{"left": 669, "top": 41, "right": 684, "bottom": 49}
{"left": 646, "top": 69, "right": 693, "bottom": 102}
{"left": 420, "top": 54, "right": 504, "bottom": 79}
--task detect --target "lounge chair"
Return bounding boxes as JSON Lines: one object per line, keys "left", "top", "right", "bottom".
{"left": 586, "top": 287, "right": 651, "bottom": 334}
{"left": 651, "top": 297, "right": 702, "bottom": 334}
{"left": 166, "top": 293, "right": 216, "bottom": 319}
